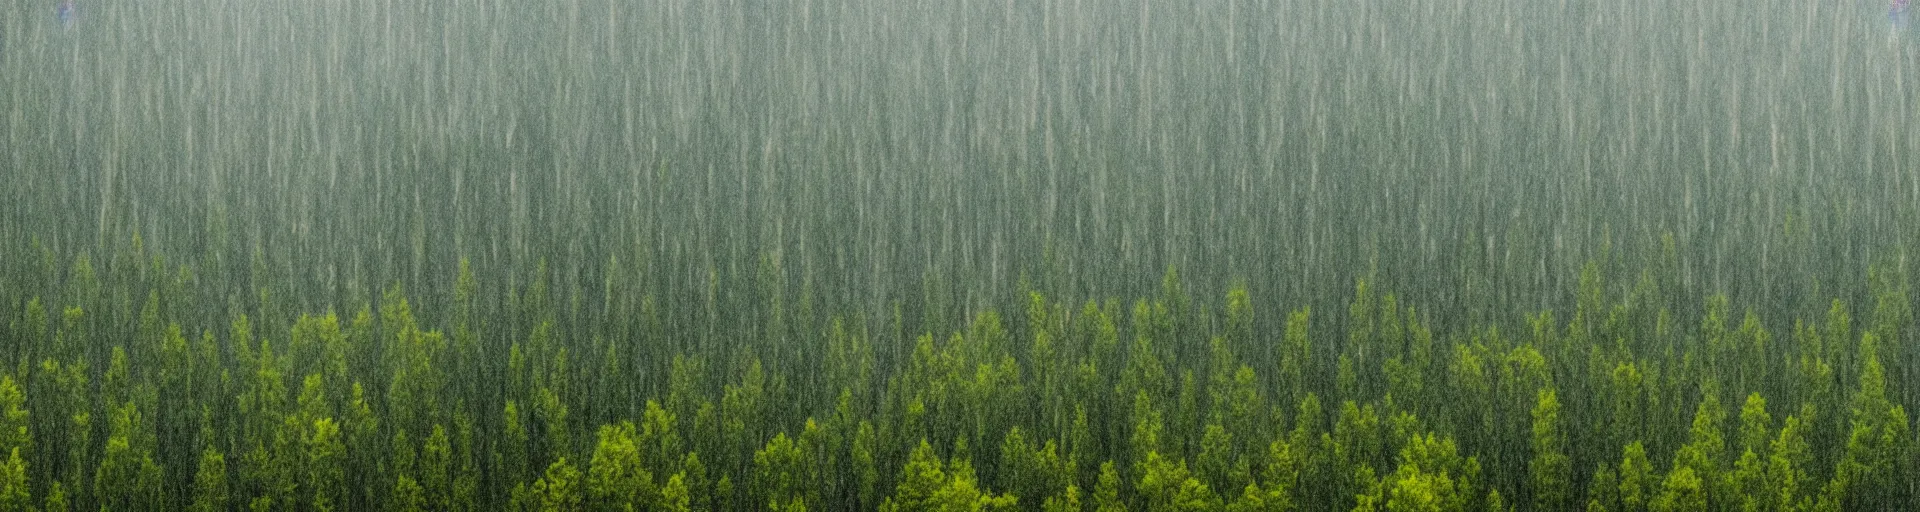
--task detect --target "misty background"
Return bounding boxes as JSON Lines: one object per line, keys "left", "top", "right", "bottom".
{"left": 3, "top": 0, "right": 1919, "bottom": 385}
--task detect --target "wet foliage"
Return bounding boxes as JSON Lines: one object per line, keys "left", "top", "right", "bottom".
{"left": 3, "top": 0, "right": 1920, "bottom": 510}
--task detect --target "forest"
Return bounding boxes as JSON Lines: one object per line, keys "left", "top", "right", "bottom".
{"left": 5, "top": 0, "right": 1920, "bottom": 510}
{"left": 0, "top": 234, "right": 1914, "bottom": 512}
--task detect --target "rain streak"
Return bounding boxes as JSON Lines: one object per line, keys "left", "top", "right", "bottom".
{"left": 2, "top": 0, "right": 1918, "bottom": 510}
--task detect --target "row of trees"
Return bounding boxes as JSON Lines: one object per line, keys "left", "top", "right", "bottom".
{"left": 0, "top": 233, "right": 1914, "bottom": 511}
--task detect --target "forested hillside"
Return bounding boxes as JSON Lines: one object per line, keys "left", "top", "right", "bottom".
{"left": 6, "top": 0, "right": 1920, "bottom": 510}
{"left": 0, "top": 236, "right": 1913, "bottom": 511}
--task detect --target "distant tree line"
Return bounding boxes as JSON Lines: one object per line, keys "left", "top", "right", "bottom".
{"left": 0, "top": 232, "right": 1911, "bottom": 511}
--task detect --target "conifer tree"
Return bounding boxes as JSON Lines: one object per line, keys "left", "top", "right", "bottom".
{"left": 188, "top": 446, "right": 227, "bottom": 512}
{"left": 532, "top": 457, "right": 583, "bottom": 512}
{"left": 1529, "top": 388, "right": 1571, "bottom": 511}
{"left": 659, "top": 472, "right": 692, "bottom": 512}
{"left": 1617, "top": 441, "right": 1656, "bottom": 512}
{"left": 1042, "top": 485, "right": 1084, "bottom": 512}
{"left": 754, "top": 431, "right": 805, "bottom": 510}
{"left": 0, "top": 448, "right": 29, "bottom": 511}
{"left": 0, "top": 375, "right": 28, "bottom": 467}
{"left": 307, "top": 417, "right": 346, "bottom": 511}
{"left": 1092, "top": 461, "right": 1125, "bottom": 512}
{"left": 586, "top": 421, "right": 653, "bottom": 511}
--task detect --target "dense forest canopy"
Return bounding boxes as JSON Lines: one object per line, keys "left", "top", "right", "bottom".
{"left": 3, "top": 0, "right": 1919, "bottom": 510}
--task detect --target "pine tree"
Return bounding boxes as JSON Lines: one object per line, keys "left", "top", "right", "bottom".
{"left": 1196, "top": 422, "right": 1247, "bottom": 493}
{"left": 884, "top": 440, "right": 946, "bottom": 512}
{"left": 1256, "top": 438, "right": 1300, "bottom": 511}
{"left": 1042, "top": 485, "right": 1084, "bottom": 512}
{"left": 586, "top": 421, "right": 653, "bottom": 511}
{"left": 1617, "top": 441, "right": 1656, "bottom": 512}
{"left": 1279, "top": 308, "right": 1312, "bottom": 413}
{"left": 1609, "top": 362, "right": 1645, "bottom": 451}
{"left": 1385, "top": 433, "right": 1480, "bottom": 512}
{"left": 1668, "top": 385, "right": 1726, "bottom": 508}
{"left": 658, "top": 471, "right": 692, "bottom": 512}
{"left": 532, "top": 457, "right": 582, "bottom": 512}
{"left": 1833, "top": 331, "right": 1911, "bottom": 511}
{"left": 1001, "top": 427, "right": 1074, "bottom": 508}
{"left": 43, "top": 481, "right": 67, "bottom": 512}
{"left": 1092, "top": 461, "right": 1125, "bottom": 512}
{"left": 308, "top": 418, "right": 346, "bottom": 511}
{"left": 1737, "top": 393, "right": 1771, "bottom": 462}
{"left": 1587, "top": 463, "right": 1619, "bottom": 512}
{"left": 1529, "top": 388, "right": 1571, "bottom": 511}
{"left": 0, "top": 375, "right": 28, "bottom": 474}
{"left": 1135, "top": 451, "right": 1219, "bottom": 512}
{"left": 188, "top": 447, "right": 228, "bottom": 512}
{"left": 0, "top": 448, "right": 29, "bottom": 511}
{"left": 755, "top": 431, "right": 805, "bottom": 510}
{"left": 1649, "top": 466, "right": 1704, "bottom": 512}
{"left": 879, "top": 439, "right": 1017, "bottom": 512}
{"left": 94, "top": 401, "right": 162, "bottom": 511}
{"left": 852, "top": 422, "right": 880, "bottom": 509}
{"left": 1767, "top": 414, "right": 1812, "bottom": 512}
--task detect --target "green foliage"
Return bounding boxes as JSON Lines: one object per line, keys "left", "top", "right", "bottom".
{"left": 189, "top": 447, "right": 228, "bottom": 512}
{"left": 1134, "top": 451, "right": 1220, "bottom": 512}
{"left": 999, "top": 427, "right": 1074, "bottom": 507}
{"left": 0, "top": 448, "right": 29, "bottom": 511}
{"left": 308, "top": 418, "right": 347, "bottom": 511}
{"left": 1384, "top": 433, "right": 1481, "bottom": 512}
{"left": 94, "top": 401, "right": 162, "bottom": 511}
{"left": 0, "top": 376, "right": 28, "bottom": 464}
{"left": 754, "top": 431, "right": 805, "bottom": 510}
{"left": 0, "top": 234, "right": 1911, "bottom": 512}
{"left": 1279, "top": 308, "right": 1313, "bottom": 412}
{"left": 1617, "top": 441, "right": 1656, "bottom": 512}
{"left": 1529, "top": 388, "right": 1572, "bottom": 511}
{"left": 1092, "top": 461, "right": 1125, "bottom": 512}
{"left": 1649, "top": 466, "right": 1705, "bottom": 512}
{"left": 1767, "top": 414, "right": 1813, "bottom": 512}
{"left": 880, "top": 439, "right": 1017, "bottom": 512}
{"left": 659, "top": 471, "right": 692, "bottom": 512}
{"left": 1041, "top": 485, "right": 1083, "bottom": 512}
{"left": 531, "top": 457, "right": 583, "bottom": 512}
{"left": 587, "top": 421, "right": 654, "bottom": 511}
{"left": 42, "top": 481, "right": 66, "bottom": 512}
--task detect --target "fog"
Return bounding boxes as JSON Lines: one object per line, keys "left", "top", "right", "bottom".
{"left": 2, "top": 0, "right": 1917, "bottom": 510}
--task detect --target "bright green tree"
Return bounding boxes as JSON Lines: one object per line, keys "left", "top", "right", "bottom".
{"left": 1831, "top": 331, "right": 1911, "bottom": 510}
{"left": 1384, "top": 433, "right": 1480, "bottom": 512}
{"left": 1648, "top": 466, "right": 1704, "bottom": 512}
{"left": 0, "top": 448, "right": 29, "bottom": 511}
{"left": 1092, "top": 461, "right": 1125, "bottom": 512}
{"left": 1135, "top": 451, "right": 1219, "bottom": 512}
{"left": 532, "top": 457, "right": 583, "bottom": 512}
{"left": 1000, "top": 427, "right": 1074, "bottom": 508}
{"left": 1668, "top": 386, "right": 1726, "bottom": 508}
{"left": 1617, "top": 441, "right": 1656, "bottom": 512}
{"left": 308, "top": 417, "right": 347, "bottom": 511}
{"left": 94, "top": 402, "right": 162, "bottom": 511}
{"left": 755, "top": 431, "right": 806, "bottom": 510}
{"left": 879, "top": 439, "right": 1017, "bottom": 512}
{"left": 639, "top": 400, "right": 681, "bottom": 476}
{"left": 188, "top": 446, "right": 228, "bottom": 512}
{"left": 1529, "top": 388, "right": 1571, "bottom": 511}
{"left": 587, "top": 421, "right": 654, "bottom": 511}
{"left": 0, "top": 376, "right": 29, "bottom": 467}
{"left": 1767, "top": 414, "right": 1812, "bottom": 512}
{"left": 658, "top": 471, "right": 692, "bottom": 512}
{"left": 1042, "top": 485, "right": 1083, "bottom": 512}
